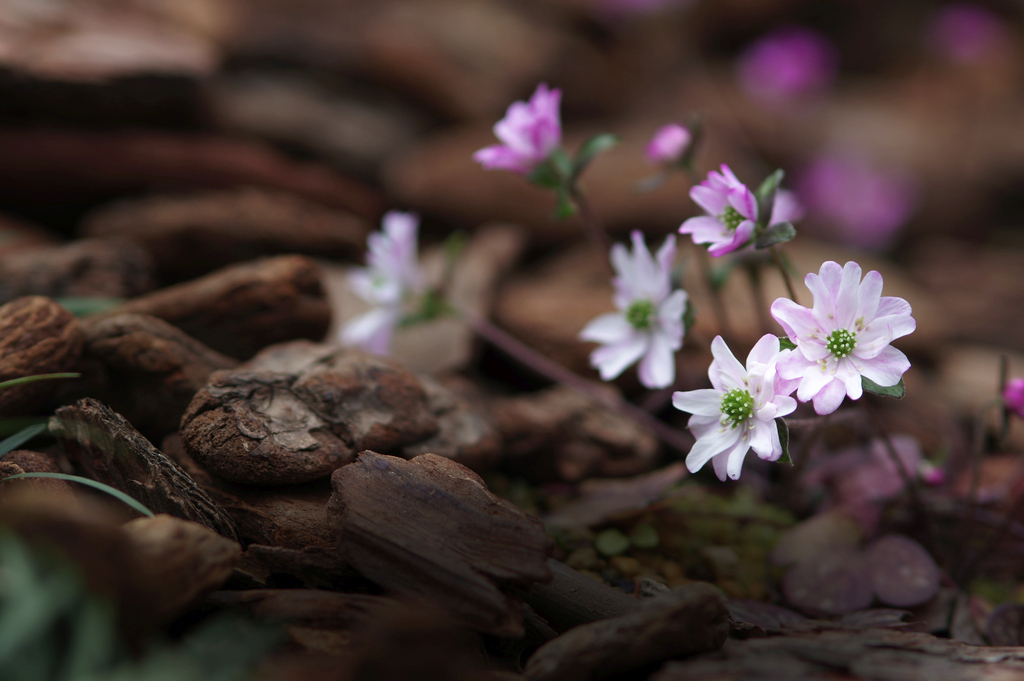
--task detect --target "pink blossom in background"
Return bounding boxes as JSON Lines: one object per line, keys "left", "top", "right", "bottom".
{"left": 771, "top": 261, "right": 916, "bottom": 416}
{"left": 929, "top": 3, "right": 1009, "bottom": 64}
{"left": 473, "top": 83, "right": 562, "bottom": 175}
{"left": 645, "top": 124, "right": 692, "bottom": 165}
{"left": 680, "top": 164, "right": 758, "bottom": 257}
{"left": 795, "top": 156, "right": 918, "bottom": 251}
{"left": 1004, "top": 377, "right": 1024, "bottom": 419}
{"left": 736, "top": 26, "right": 837, "bottom": 102}
{"left": 770, "top": 188, "right": 805, "bottom": 225}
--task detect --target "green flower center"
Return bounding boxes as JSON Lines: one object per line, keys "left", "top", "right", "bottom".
{"left": 720, "top": 206, "right": 744, "bottom": 232}
{"left": 826, "top": 329, "right": 857, "bottom": 358}
{"left": 720, "top": 388, "right": 754, "bottom": 428}
{"left": 626, "top": 299, "right": 656, "bottom": 331}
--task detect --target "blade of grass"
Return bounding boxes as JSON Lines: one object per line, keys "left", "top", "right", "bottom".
{"left": 0, "top": 373, "right": 79, "bottom": 391}
{"left": 2, "top": 473, "right": 154, "bottom": 518}
{"left": 0, "top": 423, "right": 48, "bottom": 455}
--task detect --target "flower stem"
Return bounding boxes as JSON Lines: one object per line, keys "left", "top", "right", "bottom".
{"left": 695, "top": 246, "right": 735, "bottom": 340}
{"left": 569, "top": 184, "right": 612, "bottom": 263}
{"left": 744, "top": 262, "right": 773, "bottom": 335}
{"left": 770, "top": 245, "right": 799, "bottom": 303}
{"left": 461, "top": 308, "right": 695, "bottom": 455}
{"left": 954, "top": 396, "right": 1005, "bottom": 583}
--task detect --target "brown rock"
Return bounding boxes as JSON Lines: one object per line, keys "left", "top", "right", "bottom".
{"left": 491, "top": 384, "right": 659, "bottom": 482}
{"left": 94, "top": 255, "right": 331, "bottom": 359}
{"left": 328, "top": 451, "right": 553, "bottom": 637}
{"left": 0, "top": 296, "right": 84, "bottom": 414}
{"left": 50, "top": 398, "right": 238, "bottom": 540}
{"left": 524, "top": 582, "right": 730, "bottom": 681}
{"left": 82, "top": 313, "right": 238, "bottom": 439}
{"left": 120, "top": 514, "right": 242, "bottom": 623}
{"left": 82, "top": 188, "right": 369, "bottom": 282}
{"left": 1, "top": 449, "right": 61, "bottom": 474}
{"left": 180, "top": 343, "right": 437, "bottom": 485}
{"left": 0, "top": 238, "right": 156, "bottom": 305}
{"left": 0, "top": 449, "right": 74, "bottom": 500}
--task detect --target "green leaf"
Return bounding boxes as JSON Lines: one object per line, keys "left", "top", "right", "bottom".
{"left": 553, "top": 188, "right": 576, "bottom": 220}
{"left": 2, "top": 473, "right": 155, "bottom": 517}
{"left": 55, "top": 297, "right": 124, "bottom": 317}
{"left": 0, "top": 372, "right": 79, "bottom": 392}
{"left": 0, "top": 423, "right": 48, "bottom": 455}
{"left": 775, "top": 418, "right": 793, "bottom": 465}
{"left": 778, "top": 336, "right": 797, "bottom": 351}
{"left": 442, "top": 231, "right": 468, "bottom": 267}
{"left": 594, "top": 528, "right": 631, "bottom": 557}
{"left": 862, "top": 375, "right": 906, "bottom": 399}
{"left": 571, "top": 133, "right": 619, "bottom": 181}
{"left": 755, "top": 169, "right": 785, "bottom": 229}
{"left": 754, "top": 221, "right": 797, "bottom": 249}
{"left": 629, "top": 524, "right": 660, "bottom": 549}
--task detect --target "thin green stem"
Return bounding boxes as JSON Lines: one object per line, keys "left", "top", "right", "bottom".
{"left": 770, "top": 245, "right": 799, "bottom": 303}
{"left": 569, "top": 184, "right": 612, "bottom": 263}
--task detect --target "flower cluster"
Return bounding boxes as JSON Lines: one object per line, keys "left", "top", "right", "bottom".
{"left": 341, "top": 211, "right": 424, "bottom": 355}
{"left": 673, "top": 260, "right": 915, "bottom": 480}
{"left": 579, "top": 231, "right": 688, "bottom": 389}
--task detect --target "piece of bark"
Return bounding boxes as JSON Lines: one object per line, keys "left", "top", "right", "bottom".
{"left": 328, "top": 451, "right": 553, "bottom": 637}
{"left": 202, "top": 589, "right": 395, "bottom": 630}
{"left": 0, "top": 238, "right": 156, "bottom": 305}
{"left": 520, "top": 559, "right": 641, "bottom": 634}
{"left": 91, "top": 255, "right": 331, "bottom": 360}
{"left": 542, "top": 463, "right": 688, "bottom": 529}
{"left": 82, "top": 313, "right": 238, "bottom": 439}
{"left": 524, "top": 582, "right": 730, "bottom": 681}
{"left": 491, "top": 384, "right": 659, "bottom": 482}
{"left": 82, "top": 188, "right": 369, "bottom": 282}
{"left": 234, "top": 544, "right": 363, "bottom": 591}
{"left": 49, "top": 398, "right": 238, "bottom": 540}
{"left": 0, "top": 128, "right": 382, "bottom": 220}
{"left": 120, "top": 514, "right": 241, "bottom": 623}
{"left": 180, "top": 344, "right": 438, "bottom": 485}
{"left": 0, "top": 296, "right": 84, "bottom": 415}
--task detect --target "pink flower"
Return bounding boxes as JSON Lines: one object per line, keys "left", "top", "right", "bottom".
{"left": 673, "top": 334, "right": 797, "bottom": 481}
{"left": 770, "top": 188, "right": 805, "bottom": 225}
{"left": 341, "top": 211, "right": 423, "bottom": 355}
{"left": 796, "top": 156, "right": 917, "bottom": 251}
{"left": 473, "top": 83, "right": 562, "bottom": 175}
{"left": 579, "top": 231, "right": 688, "bottom": 389}
{"left": 929, "top": 4, "right": 1009, "bottom": 64}
{"left": 1004, "top": 377, "right": 1024, "bottom": 419}
{"left": 680, "top": 164, "right": 758, "bottom": 257}
{"left": 770, "top": 261, "right": 916, "bottom": 415}
{"left": 736, "top": 27, "right": 837, "bottom": 102}
{"left": 645, "top": 124, "right": 692, "bottom": 165}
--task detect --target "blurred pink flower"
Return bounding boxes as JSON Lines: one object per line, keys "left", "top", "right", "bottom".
{"left": 673, "top": 334, "right": 797, "bottom": 481}
{"left": 736, "top": 26, "right": 837, "bottom": 102}
{"left": 680, "top": 164, "right": 757, "bottom": 257}
{"left": 796, "top": 156, "right": 917, "bottom": 251}
{"left": 579, "top": 231, "right": 687, "bottom": 389}
{"left": 645, "top": 124, "right": 692, "bottom": 166}
{"left": 474, "top": 83, "right": 562, "bottom": 175}
{"left": 771, "top": 261, "right": 916, "bottom": 415}
{"left": 929, "top": 3, "right": 1010, "bottom": 64}
{"left": 1004, "top": 377, "right": 1024, "bottom": 419}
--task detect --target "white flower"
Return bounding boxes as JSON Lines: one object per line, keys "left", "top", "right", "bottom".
{"left": 673, "top": 335, "right": 797, "bottom": 481}
{"left": 579, "top": 231, "right": 687, "bottom": 389}
{"left": 770, "top": 261, "right": 916, "bottom": 415}
{"left": 341, "top": 211, "right": 423, "bottom": 355}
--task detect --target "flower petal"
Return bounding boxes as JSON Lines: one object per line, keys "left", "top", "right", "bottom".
{"left": 638, "top": 331, "right": 676, "bottom": 388}
{"left": 854, "top": 269, "right": 884, "bottom": 324}
{"left": 580, "top": 313, "right": 633, "bottom": 344}
{"left": 747, "top": 333, "right": 783, "bottom": 367}
{"left": 796, "top": 363, "right": 834, "bottom": 403}
{"left": 690, "top": 184, "right": 729, "bottom": 216}
{"left": 854, "top": 345, "right": 910, "bottom": 388}
{"left": 834, "top": 261, "right": 863, "bottom": 329}
{"left": 686, "top": 424, "right": 741, "bottom": 475}
{"left": 770, "top": 299, "right": 824, "bottom": 343}
{"left": 341, "top": 307, "right": 399, "bottom": 355}
{"left": 725, "top": 435, "right": 753, "bottom": 480}
{"left": 673, "top": 389, "right": 723, "bottom": 416}
{"left": 589, "top": 334, "right": 648, "bottom": 381}
{"left": 710, "top": 335, "right": 748, "bottom": 390}
{"left": 811, "top": 377, "right": 848, "bottom": 415}
{"left": 748, "top": 419, "right": 777, "bottom": 461}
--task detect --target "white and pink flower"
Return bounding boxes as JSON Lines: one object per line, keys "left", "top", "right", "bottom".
{"left": 770, "top": 261, "right": 916, "bottom": 415}
{"left": 473, "top": 83, "right": 562, "bottom": 175}
{"left": 679, "top": 164, "right": 758, "bottom": 257}
{"left": 341, "top": 211, "right": 424, "bottom": 355}
{"left": 673, "top": 334, "right": 798, "bottom": 481}
{"left": 645, "top": 124, "right": 692, "bottom": 166}
{"left": 579, "top": 231, "right": 687, "bottom": 389}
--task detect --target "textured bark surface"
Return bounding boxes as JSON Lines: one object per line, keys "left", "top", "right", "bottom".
{"left": 0, "top": 296, "right": 84, "bottom": 414}
{"left": 328, "top": 451, "right": 553, "bottom": 638}
{"left": 50, "top": 398, "right": 238, "bottom": 540}
{"left": 491, "top": 384, "right": 659, "bottom": 482}
{"left": 0, "top": 238, "right": 156, "bottom": 304}
{"left": 651, "top": 626, "right": 1024, "bottom": 680}
{"left": 235, "top": 544, "right": 361, "bottom": 591}
{"left": 121, "top": 514, "right": 241, "bottom": 623}
{"left": 521, "top": 559, "right": 641, "bottom": 634}
{"left": 524, "top": 582, "right": 730, "bottom": 681}
{"left": 82, "top": 313, "right": 238, "bottom": 439}
{"left": 94, "top": 255, "right": 331, "bottom": 360}
{"left": 82, "top": 188, "right": 369, "bottom": 282}
{"left": 180, "top": 344, "right": 438, "bottom": 485}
